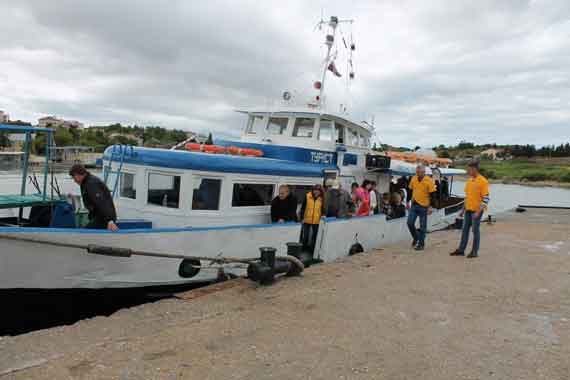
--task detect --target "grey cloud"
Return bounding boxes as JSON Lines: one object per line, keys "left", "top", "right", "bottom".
{"left": 1, "top": 0, "right": 569, "bottom": 146}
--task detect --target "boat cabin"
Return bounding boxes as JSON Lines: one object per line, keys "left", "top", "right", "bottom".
{"left": 102, "top": 110, "right": 394, "bottom": 228}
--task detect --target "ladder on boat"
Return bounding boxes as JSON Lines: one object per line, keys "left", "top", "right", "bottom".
{"left": 103, "top": 145, "right": 136, "bottom": 198}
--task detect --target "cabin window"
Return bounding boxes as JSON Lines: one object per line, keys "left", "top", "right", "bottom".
{"left": 147, "top": 173, "right": 180, "bottom": 208}
{"left": 348, "top": 129, "right": 359, "bottom": 146}
{"left": 292, "top": 118, "right": 315, "bottom": 138}
{"left": 232, "top": 183, "right": 274, "bottom": 207}
{"left": 318, "top": 119, "right": 334, "bottom": 142}
{"left": 192, "top": 178, "right": 222, "bottom": 211}
{"left": 335, "top": 123, "right": 345, "bottom": 144}
{"left": 266, "top": 117, "right": 288, "bottom": 135}
{"left": 360, "top": 135, "right": 370, "bottom": 148}
{"left": 120, "top": 172, "right": 136, "bottom": 199}
{"left": 246, "top": 115, "right": 264, "bottom": 135}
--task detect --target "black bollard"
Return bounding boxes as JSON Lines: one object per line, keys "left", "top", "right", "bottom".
{"left": 247, "top": 246, "right": 297, "bottom": 285}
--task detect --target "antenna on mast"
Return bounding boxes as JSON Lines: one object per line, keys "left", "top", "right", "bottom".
{"left": 313, "top": 16, "right": 355, "bottom": 109}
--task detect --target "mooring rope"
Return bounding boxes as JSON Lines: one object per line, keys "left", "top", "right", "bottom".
{"left": 0, "top": 233, "right": 304, "bottom": 272}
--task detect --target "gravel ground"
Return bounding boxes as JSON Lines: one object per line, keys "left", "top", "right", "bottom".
{"left": 1, "top": 209, "right": 569, "bottom": 380}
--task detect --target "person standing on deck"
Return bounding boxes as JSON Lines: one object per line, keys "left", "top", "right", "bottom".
{"left": 270, "top": 185, "right": 298, "bottom": 223}
{"left": 450, "top": 161, "right": 490, "bottom": 258}
{"left": 69, "top": 164, "right": 118, "bottom": 231}
{"left": 406, "top": 164, "right": 436, "bottom": 251}
{"left": 299, "top": 185, "right": 325, "bottom": 253}
{"left": 324, "top": 180, "right": 351, "bottom": 219}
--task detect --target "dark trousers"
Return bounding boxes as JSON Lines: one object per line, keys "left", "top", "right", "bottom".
{"left": 85, "top": 218, "right": 108, "bottom": 229}
{"left": 407, "top": 203, "right": 428, "bottom": 246}
{"left": 300, "top": 223, "right": 319, "bottom": 253}
{"left": 459, "top": 211, "right": 482, "bottom": 254}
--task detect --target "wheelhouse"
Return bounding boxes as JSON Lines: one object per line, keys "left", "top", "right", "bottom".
{"left": 240, "top": 110, "right": 372, "bottom": 150}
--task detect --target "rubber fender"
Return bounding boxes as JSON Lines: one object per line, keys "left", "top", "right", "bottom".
{"left": 348, "top": 243, "right": 364, "bottom": 256}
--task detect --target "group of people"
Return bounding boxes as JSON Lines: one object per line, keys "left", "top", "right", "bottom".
{"left": 271, "top": 160, "right": 490, "bottom": 258}
{"left": 349, "top": 180, "right": 406, "bottom": 220}
{"left": 270, "top": 178, "right": 410, "bottom": 254}
{"left": 71, "top": 157, "right": 489, "bottom": 260}
{"left": 405, "top": 161, "right": 489, "bottom": 258}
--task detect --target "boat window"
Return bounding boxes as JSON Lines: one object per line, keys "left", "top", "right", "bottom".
{"left": 192, "top": 178, "right": 222, "bottom": 211}
{"left": 318, "top": 119, "right": 334, "bottom": 142}
{"left": 360, "top": 134, "right": 370, "bottom": 148}
{"left": 232, "top": 183, "right": 274, "bottom": 207}
{"left": 335, "top": 123, "right": 345, "bottom": 144}
{"left": 266, "top": 117, "right": 288, "bottom": 135}
{"left": 147, "top": 173, "right": 180, "bottom": 208}
{"left": 120, "top": 172, "right": 136, "bottom": 199}
{"left": 246, "top": 115, "right": 264, "bottom": 135}
{"left": 292, "top": 118, "right": 315, "bottom": 138}
{"left": 348, "top": 129, "right": 359, "bottom": 146}
{"left": 288, "top": 185, "right": 315, "bottom": 205}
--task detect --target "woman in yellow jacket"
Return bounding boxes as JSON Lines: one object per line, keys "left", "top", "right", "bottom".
{"left": 299, "top": 184, "right": 325, "bottom": 254}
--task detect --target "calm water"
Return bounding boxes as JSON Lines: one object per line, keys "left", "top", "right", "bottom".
{"left": 453, "top": 181, "right": 570, "bottom": 214}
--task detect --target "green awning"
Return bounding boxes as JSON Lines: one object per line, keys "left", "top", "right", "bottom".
{"left": 0, "top": 194, "right": 61, "bottom": 209}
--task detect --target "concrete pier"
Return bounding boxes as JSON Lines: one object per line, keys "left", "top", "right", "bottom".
{"left": 1, "top": 209, "right": 569, "bottom": 379}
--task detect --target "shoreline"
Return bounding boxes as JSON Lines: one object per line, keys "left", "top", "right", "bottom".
{"left": 489, "top": 178, "right": 570, "bottom": 189}
{"left": 454, "top": 175, "right": 570, "bottom": 189}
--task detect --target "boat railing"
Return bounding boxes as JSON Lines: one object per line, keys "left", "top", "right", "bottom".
{"left": 103, "top": 145, "right": 137, "bottom": 198}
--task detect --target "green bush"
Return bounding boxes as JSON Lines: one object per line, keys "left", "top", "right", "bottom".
{"left": 521, "top": 172, "right": 549, "bottom": 182}
{"left": 560, "top": 172, "right": 570, "bottom": 183}
{"left": 479, "top": 167, "right": 497, "bottom": 179}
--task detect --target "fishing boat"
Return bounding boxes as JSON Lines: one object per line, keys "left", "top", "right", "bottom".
{"left": 0, "top": 16, "right": 465, "bottom": 290}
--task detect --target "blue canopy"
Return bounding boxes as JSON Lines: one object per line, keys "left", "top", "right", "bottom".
{"left": 103, "top": 145, "right": 337, "bottom": 178}
{"left": 0, "top": 124, "right": 53, "bottom": 133}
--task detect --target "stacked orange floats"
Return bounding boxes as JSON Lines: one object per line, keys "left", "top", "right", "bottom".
{"left": 185, "top": 143, "right": 263, "bottom": 157}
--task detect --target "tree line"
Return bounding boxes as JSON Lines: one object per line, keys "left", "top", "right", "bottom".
{"left": 31, "top": 124, "right": 189, "bottom": 154}
{"left": 435, "top": 141, "right": 570, "bottom": 159}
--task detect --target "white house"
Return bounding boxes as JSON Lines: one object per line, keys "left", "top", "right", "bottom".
{"left": 38, "top": 116, "right": 84, "bottom": 129}
{"left": 0, "top": 110, "right": 9, "bottom": 123}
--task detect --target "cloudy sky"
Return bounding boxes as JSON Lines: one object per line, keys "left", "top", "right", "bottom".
{"left": 1, "top": 0, "right": 569, "bottom": 147}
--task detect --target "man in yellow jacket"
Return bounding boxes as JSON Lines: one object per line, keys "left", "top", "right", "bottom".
{"left": 450, "top": 161, "right": 490, "bottom": 258}
{"left": 406, "top": 164, "right": 436, "bottom": 251}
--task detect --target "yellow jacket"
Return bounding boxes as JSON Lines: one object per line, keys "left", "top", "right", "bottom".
{"left": 302, "top": 192, "right": 323, "bottom": 224}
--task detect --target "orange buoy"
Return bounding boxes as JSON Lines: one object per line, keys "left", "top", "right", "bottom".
{"left": 227, "top": 146, "right": 241, "bottom": 155}
{"left": 185, "top": 143, "right": 263, "bottom": 157}
{"left": 185, "top": 143, "right": 201, "bottom": 151}
{"left": 203, "top": 145, "right": 226, "bottom": 154}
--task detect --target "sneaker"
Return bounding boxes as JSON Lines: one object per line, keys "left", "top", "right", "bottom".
{"left": 466, "top": 252, "right": 478, "bottom": 258}
{"left": 450, "top": 250, "right": 464, "bottom": 256}
{"left": 412, "top": 239, "right": 418, "bottom": 247}
{"left": 414, "top": 244, "right": 424, "bottom": 251}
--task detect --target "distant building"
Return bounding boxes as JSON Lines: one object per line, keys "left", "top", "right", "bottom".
{"left": 38, "top": 116, "right": 84, "bottom": 129}
{"left": 0, "top": 110, "right": 9, "bottom": 123}
{"left": 38, "top": 116, "right": 62, "bottom": 128}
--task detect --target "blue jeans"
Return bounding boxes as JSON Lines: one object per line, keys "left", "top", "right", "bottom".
{"left": 459, "top": 210, "right": 482, "bottom": 254}
{"left": 407, "top": 203, "right": 428, "bottom": 246}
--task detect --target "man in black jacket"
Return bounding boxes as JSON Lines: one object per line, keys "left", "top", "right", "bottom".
{"left": 270, "top": 185, "right": 298, "bottom": 223}
{"left": 69, "top": 164, "right": 119, "bottom": 231}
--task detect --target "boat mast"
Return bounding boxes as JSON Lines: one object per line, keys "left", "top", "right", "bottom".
{"left": 317, "top": 16, "right": 354, "bottom": 108}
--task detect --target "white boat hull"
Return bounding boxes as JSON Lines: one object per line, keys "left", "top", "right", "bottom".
{"left": 0, "top": 206, "right": 461, "bottom": 289}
